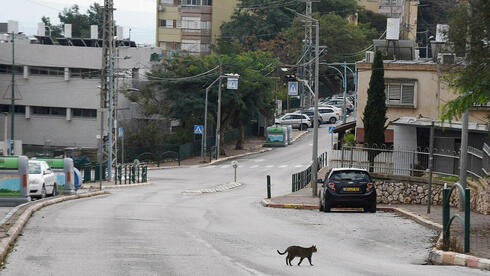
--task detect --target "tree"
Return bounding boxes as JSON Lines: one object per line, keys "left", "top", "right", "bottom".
{"left": 125, "top": 52, "right": 277, "bottom": 151}
{"left": 358, "top": 9, "right": 386, "bottom": 37}
{"left": 40, "top": 3, "right": 103, "bottom": 38}
{"left": 41, "top": 16, "right": 63, "bottom": 37}
{"left": 362, "top": 51, "right": 387, "bottom": 171}
{"left": 442, "top": 0, "right": 490, "bottom": 120}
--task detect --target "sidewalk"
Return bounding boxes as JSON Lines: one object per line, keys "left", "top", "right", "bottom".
{"left": 148, "top": 130, "right": 308, "bottom": 169}
{"left": 262, "top": 187, "right": 490, "bottom": 261}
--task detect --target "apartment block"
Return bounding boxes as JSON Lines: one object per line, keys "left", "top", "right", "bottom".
{"left": 0, "top": 23, "right": 162, "bottom": 154}
{"left": 156, "top": 0, "right": 238, "bottom": 55}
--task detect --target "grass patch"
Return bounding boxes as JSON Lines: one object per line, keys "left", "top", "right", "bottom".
{"left": 435, "top": 175, "right": 459, "bottom": 182}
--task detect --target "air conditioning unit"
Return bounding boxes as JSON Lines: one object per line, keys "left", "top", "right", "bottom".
{"left": 365, "top": 51, "right": 374, "bottom": 63}
{"left": 158, "top": 4, "right": 163, "bottom": 11}
{"left": 438, "top": 53, "right": 455, "bottom": 65}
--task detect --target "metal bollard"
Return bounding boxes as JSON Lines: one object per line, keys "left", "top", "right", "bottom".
{"left": 267, "top": 175, "right": 271, "bottom": 199}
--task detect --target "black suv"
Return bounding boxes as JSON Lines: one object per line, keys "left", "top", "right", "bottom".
{"left": 318, "top": 168, "right": 377, "bottom": 213}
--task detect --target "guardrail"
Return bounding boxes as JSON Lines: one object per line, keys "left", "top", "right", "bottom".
{"left": 79, "top": 164, "right": 147, "bottom": 184}
{"left": 291, "top": 152, "right": 327, "bottom": 192}
{"left": 115, "top": 165, "right": 148, "bottom": 184}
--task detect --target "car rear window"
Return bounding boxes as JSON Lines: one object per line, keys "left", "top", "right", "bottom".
{"left": 329, "top": 171, "right": 371, "bottom": 182}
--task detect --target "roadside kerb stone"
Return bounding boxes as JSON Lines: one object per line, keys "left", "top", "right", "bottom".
{"left": 209, "top": 148, "right": 272, "bottom": 165}
{"left": 183, "top": 182, "right": 242, "bottom": 194}
{"left": 81, "top": 182, "right": 151, "bottom": 190}
{"left": 0, "top": 191, "right": 108, "bottom": 263}
{"left": 261, "top": 199, "right": 319, "bottom": 210}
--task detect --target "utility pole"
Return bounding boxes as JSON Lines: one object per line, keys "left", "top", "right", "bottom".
{"left": 10, "top": 32, "right": 15, "bottom": 155}
{"left": 100, "top": 0, "right": 114, "bottom": 181}
{"left": 215, "top": 61, "right": 223, "bottom": 159}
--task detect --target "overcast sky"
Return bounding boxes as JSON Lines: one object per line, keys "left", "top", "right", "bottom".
{"left": 1, "top": 0, "right": 156, "bottom": 45}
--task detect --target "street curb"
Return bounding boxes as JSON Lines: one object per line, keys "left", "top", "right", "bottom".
{"left": 291, "top": 130, "right": 309, "bottom": 143}
{"left": 209, "top": 148, "right": 273, "bottom": 165}
{"left": 260, "top": 199, "right": 490, "bottom": 271}
{"left": 80, "top": 182, "right": 151, "bottom": 190}
{"left": 261, "top": 199, "right": 319, "bottom": 210}
{"left": 0, "top": 190, "right": 108, "bottom": 263}
{"left": 183, "top": 182, "right": 242, "bottom": 194}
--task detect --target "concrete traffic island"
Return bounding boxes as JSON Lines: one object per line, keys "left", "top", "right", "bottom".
{"left": 0, "top": 190, "right": 108, "bottom": 263}
{"left": 262, "top": 188, "right": 490, "bottom": 271}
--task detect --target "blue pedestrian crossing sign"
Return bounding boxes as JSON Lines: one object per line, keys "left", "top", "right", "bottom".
{"left": 194, "top": 125, "right": 204, "bottom": 135}
{"left": 328, "top": 126, "right": 336, "bottom": 134}
{"left": 288, "top": 81, "right": 298, "bottom": 96}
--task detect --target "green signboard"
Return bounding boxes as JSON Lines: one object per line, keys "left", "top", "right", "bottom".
{"left": 37, "top": 158, "right": 64, "bottom": 169}
{"left": 0, "top": 157, "right": 19, "bottom": 170}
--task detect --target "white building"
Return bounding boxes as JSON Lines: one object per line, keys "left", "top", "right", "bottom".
{"left": 0, "top": 25, "right": 162, "bottom": 155}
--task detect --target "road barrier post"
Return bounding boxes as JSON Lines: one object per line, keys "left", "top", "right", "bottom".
{"left": 267, "top": 175, "right": 271, "bottom": 199}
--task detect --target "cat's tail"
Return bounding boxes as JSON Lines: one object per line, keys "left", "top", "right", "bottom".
{"left": 277, "top": 249, "right": 287, "bottom": 255}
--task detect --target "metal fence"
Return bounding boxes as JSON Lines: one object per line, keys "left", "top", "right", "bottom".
{"left": 78, "top": 164, "right": 147, "bottom": 184}
{"left": 292, "top": 152, "right": 327, "bottom": 192}
{"left": 328, "top": 143, "right": 488, "bottom": 179}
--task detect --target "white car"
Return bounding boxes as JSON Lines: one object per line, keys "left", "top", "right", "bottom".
{"left": 28, "top": 160, "right": 57, "bottom": 199}
{"left": 309, "top": 107, "right": 340, "bottom": 124}
{"left": 275, "top": 113, "right": 312, "bottom": 130}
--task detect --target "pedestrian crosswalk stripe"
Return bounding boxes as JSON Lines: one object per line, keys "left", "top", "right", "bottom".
{"left": 250, "top": 165, "right": 259, "bottom": 168}
{"left": 279, "top": 165, "right": 288, "bottom": 168}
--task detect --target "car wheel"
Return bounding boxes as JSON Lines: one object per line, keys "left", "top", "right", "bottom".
{"left": 318, "top": 120, "right": 322, "bottom": 125}
{"left": 301, "top": 124, "right": 308, "bottom": 130}
{"left": 40, "top": 185, "right": 46, "bottom": 199}
{"left": 369, "top": 203, "right": 377, "bottom": 213}
{"left": 319, "top": 200, "right": 324, "bottom": 212}
{"left": 329, "top": 117, "right": 337, "bottom": 124}
{"left": 324, "top": 202, "right": 331, "bottom": 212}
{"left": 51, "top": 184, "right": 57, "bottom": 196}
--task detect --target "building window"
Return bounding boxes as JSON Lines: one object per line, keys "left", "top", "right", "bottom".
{"left": 160, "top": 0, "right": 174, "bottom": 5}
{"left": 0, "top": 64, "right": 23, "bottom": 74}
{"left": 160, "top": 19, "right": 167, "bottom": 27}
{"left": 0, "top": 105, "right": 25, "bottom": 114}
{"left": 32, "top": 106, "right": 50, "bottom": 115}
{"left": 385, "top": 79, "right": 417, "bottom": 107}
{"left": 31, "top": 106, "right": 67, "bottom": 116}
{"left": 72, "top": 108, "right": 97, "bottom": 118}
{"left": 50, "top": 107, "right": 66, "bottom": 116}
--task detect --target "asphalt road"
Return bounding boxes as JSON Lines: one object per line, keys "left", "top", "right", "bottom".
{"left": 1, "top": 125, "right": 487, "bottom": 276}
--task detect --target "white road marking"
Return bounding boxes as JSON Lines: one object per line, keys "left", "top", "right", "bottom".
{"left": 250, "top": 165, "right": 259, "bottom": 168}
{"left": 279, "top": 165, "right": 288, "bottom": 168}
{"left": 295, "top": 165, "right": 304, "bottom": 168}
{"left": 220, "top": 165, "right": 230, "bottom": 169}
{"left": 266, "top": 165, "right": 274, "bottom": 168}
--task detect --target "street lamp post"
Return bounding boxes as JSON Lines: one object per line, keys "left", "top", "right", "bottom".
{"left": 201, "top": 76, "right": 220, "bottom": 162}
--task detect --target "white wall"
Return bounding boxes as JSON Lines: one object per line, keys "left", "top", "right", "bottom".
{"left": 393, "top": 125, "right": 417, "bottom": 175}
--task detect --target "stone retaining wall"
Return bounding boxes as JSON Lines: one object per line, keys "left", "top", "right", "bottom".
{"left": 373, "top": 173, "right": 490, "bottom": 215}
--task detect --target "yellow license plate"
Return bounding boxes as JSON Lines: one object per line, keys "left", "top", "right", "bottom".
{"left": 344, "top": 187, "right": 360, "bottom": 192}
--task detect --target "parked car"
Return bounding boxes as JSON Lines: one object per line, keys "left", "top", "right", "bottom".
{"left": 297, "top": 110, "right": 324, "bottom": 125}
{"left": 325, "top": 99, "right": 354, "bottom": 113}
{"left": 28, "top": 160, "right": 57, "bottom": 199}
{"left": 308, "top": 107, "right": 340, "bottom": 124}
{"left": 275, "top": 113, "right": 312, "bottom": 130}
{"left": 318, "top": 168, "right": 376, "bottom": 213}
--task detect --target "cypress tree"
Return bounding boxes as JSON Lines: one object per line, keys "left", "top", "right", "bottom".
{"left": 362, "top": 51, "right": 387, "bottom": 171}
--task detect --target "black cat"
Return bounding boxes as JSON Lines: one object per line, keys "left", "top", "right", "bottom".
{"left": 277, "top": 245, "right": 317, "bottom": 266}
